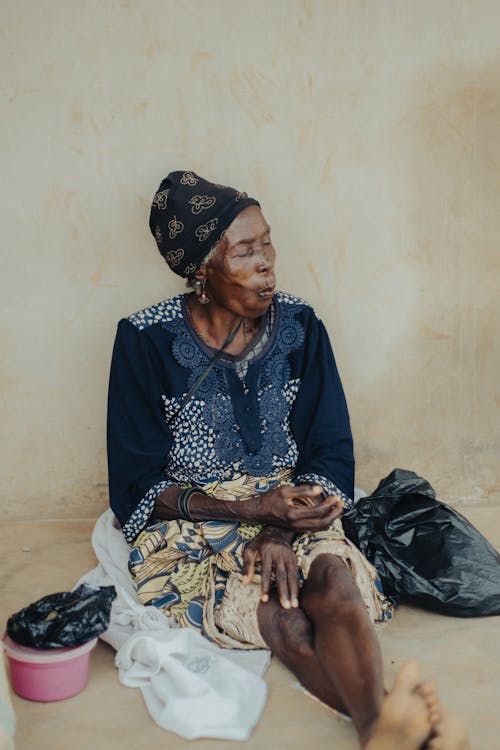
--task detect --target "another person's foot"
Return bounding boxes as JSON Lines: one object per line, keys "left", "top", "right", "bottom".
{"left": 416, "top": 680, "right": 442, "bottom": 729}
{"left": 364, "top": 661, "right": 434, "bottom": 750}
{"left": 427, "top": 712, "right": 471, "bottom": 750}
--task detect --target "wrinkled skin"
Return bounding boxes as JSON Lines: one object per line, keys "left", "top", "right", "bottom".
{"left": 189, "top": 205, "right": 276, "bottom": 351}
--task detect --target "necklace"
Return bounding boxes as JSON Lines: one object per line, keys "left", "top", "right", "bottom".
{"left": 186, "top": 298, "right": 256, "bottom": 396}
{"left": 243, "top": 317, "right": 250, "bottom": 348}
{"left": 187, "top": 298, "right": 241, "bottom": 350}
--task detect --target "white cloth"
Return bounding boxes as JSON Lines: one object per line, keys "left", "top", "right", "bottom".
{"left": 77, "top": 509, "right": 270, "bottom": 740}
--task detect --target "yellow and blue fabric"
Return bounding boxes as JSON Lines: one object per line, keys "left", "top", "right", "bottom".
{"left": 129, "top": 472, "right": 394, "bottom": 649}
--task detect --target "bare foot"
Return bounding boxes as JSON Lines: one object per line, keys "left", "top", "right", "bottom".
{"left": 427, "top": 712, "right": 471, "bottom": 750}
{"left": 364, "top": 661, "right": 432, "bottom": 750}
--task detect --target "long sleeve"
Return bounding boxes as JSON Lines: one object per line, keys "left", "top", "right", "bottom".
{"left": 107, "top": 319, "right": 175, "bottom": 542}
{"left": 290, "top": 315, "right": 354, "bottom": 507}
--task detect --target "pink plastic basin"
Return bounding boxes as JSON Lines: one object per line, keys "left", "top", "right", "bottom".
{"left": 2, "top": 635, "right": 97, "bottom": 702}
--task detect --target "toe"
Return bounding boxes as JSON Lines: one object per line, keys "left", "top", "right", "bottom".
{"left": 429, "top": 709, "right": 442, "bottom": 725}
{"left": 417, "top": 681, "right": 438, "bottom": 707}
{"left": 393, "top": 661, "right": 421, "bottom": 692}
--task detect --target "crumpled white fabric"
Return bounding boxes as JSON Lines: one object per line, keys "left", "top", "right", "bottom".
{"left": 77, "top": 509, "right": 270, "bottom": 740}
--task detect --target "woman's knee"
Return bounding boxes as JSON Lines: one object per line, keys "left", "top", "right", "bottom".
{"left": 257, "top": 593, "right": 314, "bottom": 658}
{"left": 301, "top": 554, "right": 363, "bottom": 619}
{"left": 274, "top": 607, "right": 314, "bottom": 659}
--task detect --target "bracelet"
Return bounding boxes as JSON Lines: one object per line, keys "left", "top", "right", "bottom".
{"left": 177, "top": 487, "right": 204, "bottom": 522}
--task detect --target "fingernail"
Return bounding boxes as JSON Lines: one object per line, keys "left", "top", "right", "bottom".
{"left": 261, "top": 593, "right": 269, "bottom": 603}
{"left": 292, "top": 598, "right": 299, "bottom": 608}
{"left": 283, "top": 600, "right": 291, "bottom": 609}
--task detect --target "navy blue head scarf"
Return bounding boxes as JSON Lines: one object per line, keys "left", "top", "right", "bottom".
{"left": 149, "top": 171, "right": 260, "bottom": 278}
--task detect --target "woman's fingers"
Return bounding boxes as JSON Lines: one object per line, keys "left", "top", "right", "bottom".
{"left": 286, "top": 499, "right": 334, "bottom": 521}
{"left": 274, "top": 561, "right": 291, "bottom": 609}
{"left": 286, "top": 484, "right": 324, "bottom": 504}
{"left": 242, "top": 548, "right": 257, "bottom": 585}
{"left": 258, "top": 547, "right": 299, "bottom": 609}
{"left": 295, "top": 514, "right": 341, "bottom": 533}
{"left": 286, "top": 557, "right": 300, "bottom": 608}
{"left": 260, "top": 553, "right": 272, "bottom": 603}
{"left": 288, "top": 499, "right": 344, "bottom": 530}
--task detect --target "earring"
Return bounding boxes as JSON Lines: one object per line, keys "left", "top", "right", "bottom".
{"left": 195, "top": 279, "right": 209, "bottom": 305}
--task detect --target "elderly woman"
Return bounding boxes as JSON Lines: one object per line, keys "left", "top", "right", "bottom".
{"left": 107, "top": 171, "right": 425, "bottom": 749}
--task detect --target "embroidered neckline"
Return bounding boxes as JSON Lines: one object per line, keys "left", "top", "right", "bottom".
{"left": 180, "top": 293, "right": 279, "bottom": 371}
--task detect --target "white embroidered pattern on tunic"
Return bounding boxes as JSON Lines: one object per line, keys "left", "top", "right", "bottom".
{"left": 122, "top": 480, "right": 175, "bottom": 543}
{"left": 128, "top": 295, "right": 183, "bottom": 330}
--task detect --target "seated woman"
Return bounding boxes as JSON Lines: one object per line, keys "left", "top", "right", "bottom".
{"left": 107, "top": 172, "right": 465, "bottom": 749}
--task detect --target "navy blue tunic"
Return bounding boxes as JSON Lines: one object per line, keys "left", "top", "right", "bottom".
{"left": 107, "top": 292, "right": 354, "bottom": 542}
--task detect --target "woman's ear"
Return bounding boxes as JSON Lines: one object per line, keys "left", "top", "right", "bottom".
{"left": 192, "top": 265, "right": 210, "bottom": 305}
{"left": 194, "top": 265, "right": 207, "bottom": 283}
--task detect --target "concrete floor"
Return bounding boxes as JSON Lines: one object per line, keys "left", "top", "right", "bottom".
{"left": 1, "top": 506, "right": 499, "bottom": 750}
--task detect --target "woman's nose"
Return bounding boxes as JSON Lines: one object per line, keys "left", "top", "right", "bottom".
{"left": 256, "top": 246, "right": 274, "bottom": 272}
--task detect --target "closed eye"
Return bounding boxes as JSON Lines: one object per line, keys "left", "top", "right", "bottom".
{"left": 236, "top": 246, "right": 254, "bottom": 257}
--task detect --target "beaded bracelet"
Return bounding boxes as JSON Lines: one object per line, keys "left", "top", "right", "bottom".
{"left": 177, "top": 487, "right": 204, "bottom": 522}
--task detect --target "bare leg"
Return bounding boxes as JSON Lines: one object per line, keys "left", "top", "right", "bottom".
{"left": 299, "top": 553, "right": 385, "bottom": 745}
{"left": 257, "top": 552, "right": 385, "bottom": 745}
{"left": 257, "top": 552, "right": 470, "bottom": 750}
{"left": 257, "top": 589, "right": 348, "bottom": 714}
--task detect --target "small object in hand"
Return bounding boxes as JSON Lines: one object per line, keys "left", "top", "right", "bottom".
{"left": 291, "top": 486, "right": 328, "bottom": 508}
{"left": 291, "top": 496, "right": 318, "bottom": 508}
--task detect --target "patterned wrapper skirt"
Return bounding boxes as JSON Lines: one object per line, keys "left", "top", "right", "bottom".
{"left": 129, "top": 471, "right": 394, "bottom": 649}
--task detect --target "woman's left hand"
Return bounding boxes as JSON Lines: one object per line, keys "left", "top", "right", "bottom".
{"left": 242, "top": 526, "right": 299, "bottom": 610}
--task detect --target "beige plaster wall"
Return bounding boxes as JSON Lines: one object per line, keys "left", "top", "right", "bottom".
{"left": 1, "top": 0, "right": 499, "bottom": 519}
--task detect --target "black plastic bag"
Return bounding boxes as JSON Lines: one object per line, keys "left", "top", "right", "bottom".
{"left": 343, "top": 469, "right": 500, "bottom": 617}
{"left": 6, "top": 584, "right": 116, "bottom": 649}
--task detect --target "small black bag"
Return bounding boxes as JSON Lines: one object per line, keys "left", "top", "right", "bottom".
{"left": 343, "top": 469, "right": 500, "bottom": 617}
{"left": 6, "top": 584, "right": 116, "bottom": 649}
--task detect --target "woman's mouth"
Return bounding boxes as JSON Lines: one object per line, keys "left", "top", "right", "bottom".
{"left": 258, "top": 287, "right": 275, "bottom": 300}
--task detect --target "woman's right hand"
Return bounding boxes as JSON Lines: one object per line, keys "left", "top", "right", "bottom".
{"left": 249, "top": 484, "right": 343, "bottom": 532}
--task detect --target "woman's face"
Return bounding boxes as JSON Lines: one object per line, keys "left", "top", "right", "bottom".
{"left": 202, "top": 206, "right": 276, "bottom": 319}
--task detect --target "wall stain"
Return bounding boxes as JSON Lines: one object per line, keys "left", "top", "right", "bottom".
{"left": 307, "top": 72, "right": 313, "bottom": 97}
{"left": 229, "top": 67, "right": 277, "bottom": 126}
{"left": 299, "top": 0, "right": 315, "bottom": 20}
{"left": 188, "top": 50, "right": 214, "bottom": 80}
{"left": 297, "top": 119, "right": 314, "bottom": 159}
{"left": 134, "top": 101, "right": 149, "bottom": 115}
{"left": 420, "top": 323, "right": 451, "bottom": 340}
{"left": 64, "top": 192, "right": 76, "bottom": 210}
{"left": 70, "top": 102, "right": 83, "bottom": 124}
{"left": 321, "top": 154, "right": 333, "bottom": 185}
{"left": 307, "top": 260, "right": 323, "bottom": 295}
{"left": 0, "top": 372, "right": 18, "bottom": 399}
{"left": 142, "top": 44, "right": 155, "bottom": 60}
{"left": 90, "top": 116, "right": 101, "bottom": 135}
{"left": 68, "top": 222, "right": 80, "bottom": 243}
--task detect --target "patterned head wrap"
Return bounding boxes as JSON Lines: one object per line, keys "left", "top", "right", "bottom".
{"left": 149, "top": 171, "right": 260, "bottom": 278}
